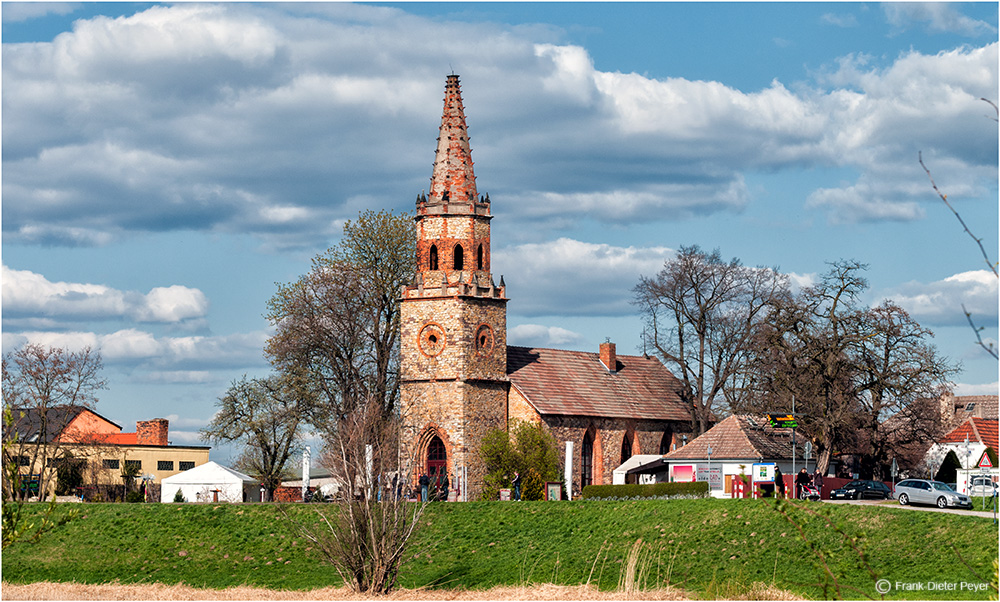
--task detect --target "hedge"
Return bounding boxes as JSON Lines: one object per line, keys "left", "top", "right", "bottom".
{"left": 581, "top": 481, "right": 710, "bottom": 499}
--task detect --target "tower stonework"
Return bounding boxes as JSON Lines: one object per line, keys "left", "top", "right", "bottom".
{"left": 400, "top": 75, "right": 508, "bottom": 500}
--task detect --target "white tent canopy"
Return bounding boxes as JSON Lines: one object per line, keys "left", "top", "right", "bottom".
{"left": 161, "top": 461, "right": 261, "bottom": 503}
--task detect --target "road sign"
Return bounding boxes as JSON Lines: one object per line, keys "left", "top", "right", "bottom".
{"left": 978, "top": 450, "right": 993, "bottom": 469}
{"left": 768, "top": 413, "right": 797, "bottom": 428}
{"left": 804, "top": 440, "right": 812, "bottom": 461}
{"left": 891, "top": 458, "right": 898, "bottom": 479}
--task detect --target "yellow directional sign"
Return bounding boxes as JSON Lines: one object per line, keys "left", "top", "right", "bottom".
{"left": 767, "top": 413, "right": 798, "bottom": 428}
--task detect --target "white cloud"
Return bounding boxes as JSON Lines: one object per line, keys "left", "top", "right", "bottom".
{"left": 1, "top": 3, "right": 996, "bottom": 250}
{"left": 1, "top": 2, "right": 78, "bottom": 23}
{"left": 822, "top": 13, "right": 859, "bottom": 28}
{"left": 7, "top": 329, "right": 270, "bottom": 370}
{"left": 883, "top": 270, "right": 999, "bottom": 327}
{"left": 2, "top": 265, "right": 209, "bottom": 323}
{"left": 884, "top": 3, "right": 997, "bottom": 37}
{"left": 508, "top": 324, "right": 585, "bottom": 348}
{"left": 952, "top": 381, "right": 999, "bottom": 396}
{"left": 494, "top": 238, "right": 673, "bottom": 317}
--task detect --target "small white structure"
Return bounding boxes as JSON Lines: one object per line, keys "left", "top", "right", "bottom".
{"left": 281, "top": 467, "right": 342, "bottom": 499}
{"left": 613, "top": 455, "right": 663, "bottom": 484}
{"left": 161, "top": 461, "right": 261, "bottom": 503}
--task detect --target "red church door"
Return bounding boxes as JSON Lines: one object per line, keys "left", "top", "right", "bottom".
{"left": 427, "top": 436, "right": 447, "bottom": 499}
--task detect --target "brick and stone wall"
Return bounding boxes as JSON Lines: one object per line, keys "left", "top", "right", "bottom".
{"left": 400, "top": 379, "right": 507, "bottom": 500}
{"left": 540, "top": 415, "right": 693, "bottom": 497}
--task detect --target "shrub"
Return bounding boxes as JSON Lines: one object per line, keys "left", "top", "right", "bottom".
{"left": 523, "top": 469, "right": 545, "bottom": 501}
{"left": 581, "top": 481, "right": 709, "bottom": 499}
{"left": 479, "top": 420, "right": 560, "bottom": 501}
{"left": 125, "top": 490, "right": 145, "bottom": 503}
{"left": 172, "top": 489, "right": 186, "bottom": 503}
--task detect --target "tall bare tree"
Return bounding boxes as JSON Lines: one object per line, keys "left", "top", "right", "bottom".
{"left": 2, "top": 344, "right": 107, "bottom": 502}
{"left": 286, "top": 399, "right": 424, "bottom": 594}
{"left": 855, "top": 301, "right": 957, "bottom": 478}
{"left": 265, "top": 210, "right": 415, "bottom": 435}
{"left": 633, "top": 246, "right": 789, "bottom": 434}
{"left": 201, "top": 373, "right": 310, "bottom": 501}
{"left": 742, "top": 261, "right": 956, "bottom": 477}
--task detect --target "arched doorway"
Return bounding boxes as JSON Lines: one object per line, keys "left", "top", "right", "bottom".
{"left": 581, "top": 430, "right": 594, "bottom": 488}
{"left": 426, "top": 436, "right": 447, "bottom": 499}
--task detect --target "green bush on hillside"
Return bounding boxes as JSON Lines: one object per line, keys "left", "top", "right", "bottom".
{"left": 581, "top": 481, "right": 709, "bottom": 499}
{"left": 480, "top": 420, "right": 561, "bottom": 500}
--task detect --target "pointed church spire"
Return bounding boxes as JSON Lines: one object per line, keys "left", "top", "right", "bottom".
{"left": 427, "top": 74, "right": 477, "bottom": 211}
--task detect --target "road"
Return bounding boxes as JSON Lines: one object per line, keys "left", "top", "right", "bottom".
{"left": 824, "top": 498, "right": 998, "bottom": 519}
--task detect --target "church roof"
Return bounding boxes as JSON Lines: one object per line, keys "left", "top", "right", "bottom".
{"left": 662, "top": 415, "right": 808, "bottom": 462}
{"left": 506, "top": 346, "right": 689, "bottom": 421}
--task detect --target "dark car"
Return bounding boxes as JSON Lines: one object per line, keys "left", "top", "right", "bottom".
{"left": 830, "top": 480, "right": 892, "bottom": 500}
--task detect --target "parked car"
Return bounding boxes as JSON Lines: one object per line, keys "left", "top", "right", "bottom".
{"left": 829, "top": 480, "right": 892, "bottom": 500}
{"left": 895, "top": 479, "right": 972, "bottom": 509}
{"left": 969, "top": 476, "right": 998, "bottom": 497}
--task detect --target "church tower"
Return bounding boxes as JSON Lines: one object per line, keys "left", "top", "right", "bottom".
{"left": 400, "top": 75, "right": 508, "bottom": 500}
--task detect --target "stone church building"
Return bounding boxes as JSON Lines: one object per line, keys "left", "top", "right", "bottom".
{"left": 400, "top": 75, "right": 693, "bottom": 499}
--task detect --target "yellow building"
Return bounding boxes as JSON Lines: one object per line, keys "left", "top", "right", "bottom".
{"left": 6, "top": 405, "right": 210, "bottom": 499}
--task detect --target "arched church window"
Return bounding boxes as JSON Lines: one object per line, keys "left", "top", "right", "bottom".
{"left": 429, "top": 245, "right": 438, "bottom": 270}
{"left": 621, "top": 432, "right": 633, "bottom": 464}
{"left": 581, "top": 431, "right": 594, "bottom": 488}
{"left": 454, "top": 245, "right": 464, "bottom": 270}
{"left": 477, "top": 244, "right": 484, "bottom": 270}
{"left": 659, "top": 430, "right": 673, "bottom": 455}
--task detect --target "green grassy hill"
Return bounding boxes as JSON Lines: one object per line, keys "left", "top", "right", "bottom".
{"left": 3, "top": 499, "right": 997, "bottom": 600}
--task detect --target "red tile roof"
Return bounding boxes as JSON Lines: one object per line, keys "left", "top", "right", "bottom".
{"left": 663, "top": 415, "right": 808, "bottom": 462}
{"left": 506, "top": 346, "right": 689, "bottom": 421}
{"left": 940, "top": 417, "right": 999, "bottom": 449}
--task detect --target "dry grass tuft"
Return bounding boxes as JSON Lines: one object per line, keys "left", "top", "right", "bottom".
{"left": 717, "top": 581, "right": 808, "bottom": 601}
{"left": 1, "top": 581, "right": 693, "bottom": 601}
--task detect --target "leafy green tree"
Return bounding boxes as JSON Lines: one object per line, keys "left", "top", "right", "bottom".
{"left": 265, "top": 210, "right": 415, "bottom": 434}
{"left": 480, "top": 420, "right": 560, "bottom": 500}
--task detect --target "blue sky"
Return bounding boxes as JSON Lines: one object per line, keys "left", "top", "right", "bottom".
{"left": 3, "top": 2, "right": 997, "bottom": 463}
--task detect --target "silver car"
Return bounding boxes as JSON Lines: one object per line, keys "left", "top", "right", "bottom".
{"left": 895, "top": 479, "right": 972, "bottom": 509}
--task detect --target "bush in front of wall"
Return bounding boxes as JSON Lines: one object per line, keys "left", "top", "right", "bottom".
{"left": 581, "top": 481, "right": 709, "bottom": 500}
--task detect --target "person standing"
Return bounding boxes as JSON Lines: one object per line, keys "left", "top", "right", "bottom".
{"left": 813, "top": 469, "right": 824, "bottom": 499}
{"left": 419, "top": 473, "right": 429, "bottom": 502}
{"left": 442, "top": 473, "right": 450, "bottom": 501}
{"left": 774, "top": 466, "right": 785, "bottom": 498}
{"left": 512, "top": 471, "right": 522, "bottom": 501}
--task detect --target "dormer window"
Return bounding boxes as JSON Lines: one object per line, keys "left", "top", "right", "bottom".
{"left": 429, "top": 245, "right": 438, "bottom": 270}
{"left": 454, "top": 245, "right": 464, "bottom": 270}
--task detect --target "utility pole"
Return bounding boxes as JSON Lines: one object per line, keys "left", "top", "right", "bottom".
{"left": 791, "top": 396, "right": 796, "bottom": 480}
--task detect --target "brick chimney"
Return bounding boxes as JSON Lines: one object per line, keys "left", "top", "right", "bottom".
{"left": 600, "top": 341, "right": 617, "bottom": 372}
{"left": 136, "top": 418, "right": 169, "bottom": 446}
